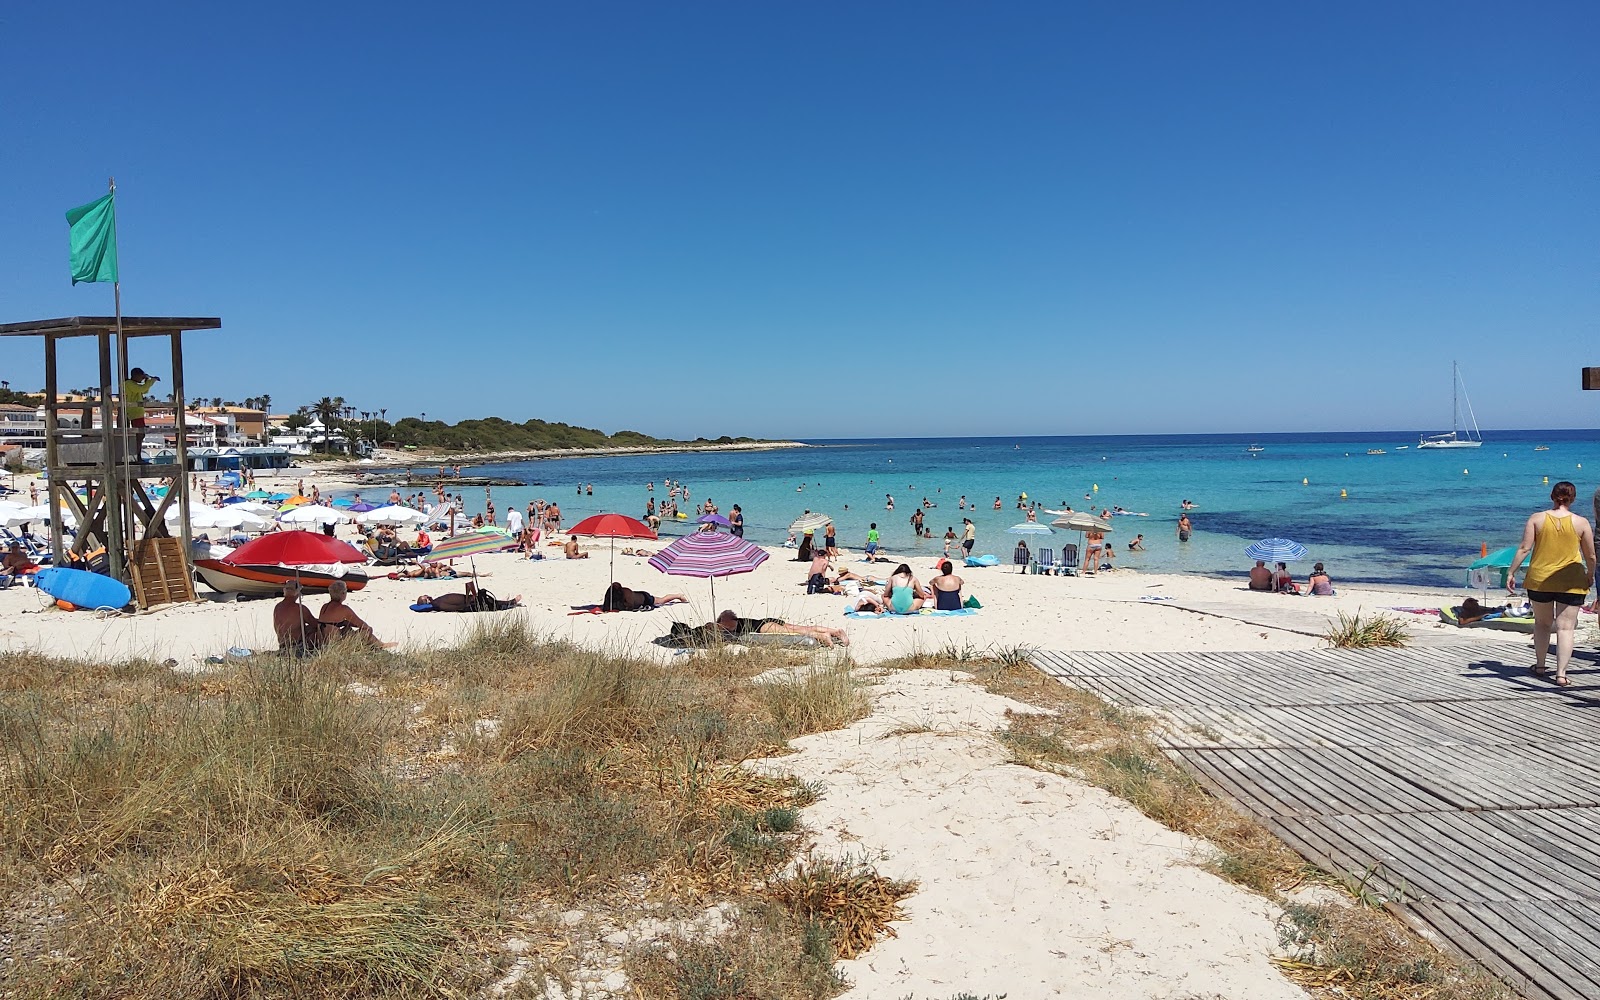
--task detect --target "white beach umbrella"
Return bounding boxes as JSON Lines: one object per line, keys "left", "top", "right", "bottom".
{"left": 17, "top": 503, "right": 75, "bottom": 527}
{"left": 356, "top": 504, "right": 426, "bottom": 527}
{"left": 279, "top": 503, "right": 351, "bottom": 525}
{"left": 0, "top": 502, "right": 31, "bottom": 527}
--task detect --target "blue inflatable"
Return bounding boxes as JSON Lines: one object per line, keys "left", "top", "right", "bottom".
{"left": 964, "top": 554, "right": 999, "bottom": 567}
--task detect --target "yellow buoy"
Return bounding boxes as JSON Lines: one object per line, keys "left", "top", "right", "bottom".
{"left": 1092, "top": 484, "right": 1098, "bottom": 492}
{"left": 1302, "top": 478, "right": 1308, "bottom": 485}
{"left": 1340, "top": 489, "right": 1348, "bottom": 499}
{"left": 1544, "top": 476, "right": 1549, "bottom": 484}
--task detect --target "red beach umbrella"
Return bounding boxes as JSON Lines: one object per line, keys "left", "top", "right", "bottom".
{"left": 568, "top": 513, "right": 658, "bottom": 586}
{"left": 224, "top": 530, "right": 368, "bottom": 566}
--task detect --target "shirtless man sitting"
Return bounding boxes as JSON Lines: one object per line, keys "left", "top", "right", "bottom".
{"left": 319, "top": 580, "right": 396, "bottom": 648}
{"left": 274, "top": 579, "right": 328, "bottom": 657}
{"left": 1248, "top": 560, "right": 1273, "bottom": 591}
{"left": 714, "top": 610, "right": 849, "bottom": 647}
{"left": 564, "top": 536, "right": 588, "bottom": 559}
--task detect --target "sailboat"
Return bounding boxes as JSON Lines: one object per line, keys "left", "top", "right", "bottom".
{"left": 1418, "top": 361, "right": 1483, "bottom": 449}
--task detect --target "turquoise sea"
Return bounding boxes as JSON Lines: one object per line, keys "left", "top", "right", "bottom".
{"left": 385, "top": 430, "right": 1600, "bottom": 588}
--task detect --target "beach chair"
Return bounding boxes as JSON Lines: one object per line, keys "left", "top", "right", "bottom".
{"left": 1058, "top": 543, "right": 1079, "bottom": 577}
{"left": 1033, "top": 548, "right": 1055, "bottom": 575}
{"left": 1012, "top": 544, "right": 1030, "bottom": 573}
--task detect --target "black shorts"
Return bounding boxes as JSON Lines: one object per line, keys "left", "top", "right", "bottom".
{"left": 962, "top": 539, "right": 974, "bottom": 552}
{"left": 1527, "top": 590, "right": 1585, "bottom": 607}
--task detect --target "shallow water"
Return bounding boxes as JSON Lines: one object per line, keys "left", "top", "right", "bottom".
{"left": 366, "top": 430, "right": 1600, "bottom": 588}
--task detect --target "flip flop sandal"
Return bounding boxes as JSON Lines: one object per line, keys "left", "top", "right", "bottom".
{"left": 1532, "top": 665, "right": 1551, "bottom": 677}
{"left": 1557, "top": 676, "right": 1572, "bottom": 687}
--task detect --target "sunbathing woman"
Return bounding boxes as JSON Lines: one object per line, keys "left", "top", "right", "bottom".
{"left": 928, "top": 560, "right": 965, "bottom": 610}
{"left": 601, "top": 582, "right": 688, "bottom": 612}
{"left": 884, "top": 563, "right": 928, "bottom": 614}
{"left": 714, "top": 610, "right": 849, "bottom": 647}
{"left": 416, "top": 582, "right": 523, "bottom": 612}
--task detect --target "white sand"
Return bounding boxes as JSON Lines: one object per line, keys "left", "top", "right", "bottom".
{"left": 777, "top": 668, "right": 1309, "bottom": 998}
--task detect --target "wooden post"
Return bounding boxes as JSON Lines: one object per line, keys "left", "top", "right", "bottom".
{"left": 42, "top": 334, "right": 62, "bottom": 565}
{"left": 171, "top": 331, "right": 192, "bottom": 567}
{"left": 97, "top": 331, "right": 124, "bottom": 580}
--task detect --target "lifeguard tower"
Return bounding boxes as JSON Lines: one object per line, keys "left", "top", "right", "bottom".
{"left": 0, "top": 315, "right": 221, "bottom": 607}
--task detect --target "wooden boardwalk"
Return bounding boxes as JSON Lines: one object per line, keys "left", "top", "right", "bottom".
{"left": 1031, "top": 643, "right": 1600, "bottom": 1000}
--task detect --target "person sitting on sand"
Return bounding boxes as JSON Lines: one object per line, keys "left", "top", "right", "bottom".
{"left": 564, "top": 536, "right": 588, "bottom": 559}
{"left": 806, "top": 547, "right": 832, "bottom": 594}
{"left": 601, "top": 582, "right": 687, "bottom": 612}
{"left": 883, "top": 563, "right": 928, "bottom": 614}
{"left": 416, "top": 582, "right": 522, "bottom": 612}
{"left": 1306, "top": 562, "right": 1335, "bottom": 596}
{"left": 714, "top": 610, "right": 848, "bottom": 647}
{"left": 1248, "top": 560, "right": 1273, "bottom": 591}
{"left": 274, "top": 579, "right": 328, "bottom": 657}
{"left": 1274, "top": 562, "right": 1300, "bottom": 595}
{"left": 319, "top": 580, "right": 396, "bottom": 648}
{"left": 929, "top": 560, "right": 965, "bottom": 611}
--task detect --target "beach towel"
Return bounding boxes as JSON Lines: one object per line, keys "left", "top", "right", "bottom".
{"left": 964, "top": 554, "right": 999, "bottom": 567}
{"left": 844, "top": 607, "right": 979, "bottom": 619}
{"left": 410, "top": 602, "right": 435, "bottom": 612}
{"left": 1138, "top": 595, "right": 1176, "bottom": 603}
{"left": 567, "top": 604, "right": 624, "bottom": 616}
{"left": 652, "top": 627, "right": 818, "bottom": 649}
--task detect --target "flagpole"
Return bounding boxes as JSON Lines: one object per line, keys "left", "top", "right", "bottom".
{"left": 109, "top": 177, "right": 136, "bottom": 576}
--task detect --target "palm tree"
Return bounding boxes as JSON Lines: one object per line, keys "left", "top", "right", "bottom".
{"left": 313, "top": 396, "right": 340, "bottom": 452}
{"left": 259, "top": 393, "right": 272, "bottom": 414}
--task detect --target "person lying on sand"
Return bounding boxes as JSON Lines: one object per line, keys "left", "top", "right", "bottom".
{"left": 416, "top": 582, "right": 522, "bottom": 612}
{"left": 601, "top": 582, "right": 687, "bottom": 612}
{"left": 564, "top": 537, "right": 588, "bottom": 559}
{"left": 386, "top": 563, "right": 456, "bottom": 580}
{"left": 714, "top": 610, "right": 848, "bottom": 647}
{"left": 319, "top": 580, "right": 397, "bottom": 648}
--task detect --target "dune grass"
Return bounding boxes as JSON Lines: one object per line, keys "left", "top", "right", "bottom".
{"left": 0, "top": 618, "right": 880, "bottom": 999}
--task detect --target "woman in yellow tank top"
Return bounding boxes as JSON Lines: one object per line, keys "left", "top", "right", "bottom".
{"left": 1508, "top": 481, "right": 1596, "bottom": 687}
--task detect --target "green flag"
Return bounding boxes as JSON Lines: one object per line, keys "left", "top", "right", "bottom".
{"left": 66, "top": 192, "right": 118, "bottom": 285}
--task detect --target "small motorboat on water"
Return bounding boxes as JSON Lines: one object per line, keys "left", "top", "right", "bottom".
{"left": 1367, "top": 449, "right": 1387, "bottom": 455}
{"left": 194, "top": 560, "right": 369, "bottom": 597}
{"left": 1246, "top": 445, "right": 1265, "bottom": 453}
{"left": 1534, "top": 445, "right": 1550, "bottom": 452}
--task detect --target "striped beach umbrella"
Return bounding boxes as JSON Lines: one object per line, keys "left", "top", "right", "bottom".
{"left": 1005, "top": 522, "right": 1053, "bottom": 535}
{"left": 1244, "top": 537, "right": 1309, "bottom": 563}
{"left": 788, "top": 511, "right": 832, "bottom": 533}
{"left": 421, "top": 528, "right": 515, "bottom": 563}
{"left": 649, "top": 530, "right": 769, "bottom": 610}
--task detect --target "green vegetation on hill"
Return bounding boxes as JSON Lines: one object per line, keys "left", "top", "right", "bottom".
{"left": 386, "top": 415, "right": 764, "bottom": 453}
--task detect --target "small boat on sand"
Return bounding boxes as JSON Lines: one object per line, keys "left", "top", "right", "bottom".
{"left": 195, "top": 560, "right": 369, "bottom": 597}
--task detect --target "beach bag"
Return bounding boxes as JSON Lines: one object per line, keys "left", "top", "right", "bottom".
{"left": 964, "top": 596, "right": 981, "bottom": 609}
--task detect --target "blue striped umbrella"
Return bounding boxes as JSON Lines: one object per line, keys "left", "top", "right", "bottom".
{"left": 1244, "top": 537, "right": 1309, "bottom": 562}
{"left": 422, "top": 528, "right": 515, "bottom": 563}
{"left": 1005, "top": 522, "right": 1054, "bottom": 536}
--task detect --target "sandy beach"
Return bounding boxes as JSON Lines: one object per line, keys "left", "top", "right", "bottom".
{"left": 2, "top": 465, "right": 1543, "bottom": 997}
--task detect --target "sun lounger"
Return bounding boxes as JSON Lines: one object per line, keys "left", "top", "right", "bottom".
{"left": 1057, "top": 543, "right": 1079, "bottom": 577}
{"left": 1032, "top": 548, "right": 1055, "bottom": 575}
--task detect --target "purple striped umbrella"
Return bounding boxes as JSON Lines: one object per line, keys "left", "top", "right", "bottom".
{"left": 649, "top": 530, "right": 769, "bottom": 610}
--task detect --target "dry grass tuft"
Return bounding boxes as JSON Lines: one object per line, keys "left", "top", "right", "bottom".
{"left": 1324, "top": 610, "right": 1410, "bottom": 649}
{"left": 1276, "top": 901, "right": 1513, "bottom": 999}
{"left": 0, "top": 629, "right": 889, "bottom": 999}
{"left": 767, "top": 854, "right": 918, "bottom": 960}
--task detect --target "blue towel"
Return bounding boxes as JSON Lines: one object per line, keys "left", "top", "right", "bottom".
{"left": 845, "top": 608, "right": 979, "bottom": 618}
{"left": 964, "top": 554, "right": 999, "bottom": 567}
{"left": 410, "top": 602, "right": 436, "bottom": 612}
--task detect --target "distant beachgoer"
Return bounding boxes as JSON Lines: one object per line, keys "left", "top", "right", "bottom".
{"left": 1307, "top": 562, "right": 1334, "bottom": 596}
{"left": 1248, "top": 560, "right": 1273, "bottom": 591}
{"left": 1128, "top": 534, "right": 1145, "bottom": 551}
{"left": 730, "top": 504, "right": 744, "bottom": 538}
{"left": 992, "top": 497, "right": 1002, "bottom": 510}
{"left": 823, "top": 521, "right": 837, "bottom": 556}
{"left": 586, "top": 483, "right": 593, "bottom": 496}
{"left": 930, "top": 560, "right": 965, "bottom": 611}
{"left": 865, "top": 523, "right": 881, "bottom": 561}
{"left": 564, "top": 536, "right": 588, "bottom": 559}
{"left": 806, "top": 548, "right": 832, "bottom": 594}
{"left": 506, "top": 506, "right": 523, "bottom": 537}
{"left": 796, "top": 530, "right": 815, "bottom": 562}
{"left": 714, "top": 610, "right": 848, "bottom": 647}
{"left": 1273, "top": 562, "right": 1299, "bottom": 594}
{"left": 886, "top": 494, "right": 894, "bottom": 511}
{"left": 961, "top": 518, "right": 975, "bottom": 556}
{"left": 943, "top": 527, "right": 955, "bottom": 557}
{"left": 1177, "top": 514, "right": 1192, "bottom": 542}
{"left": 1508, "top": 481, "right": 1596, "bottom": 687}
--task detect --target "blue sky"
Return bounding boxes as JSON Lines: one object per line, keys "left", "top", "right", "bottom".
{"left": 1, "top": 1, "right": 1595, "bottom": 438}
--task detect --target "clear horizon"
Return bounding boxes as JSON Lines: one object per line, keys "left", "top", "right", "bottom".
{"left": 1, "top": 2, "right": 1595, "bottom": 439}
